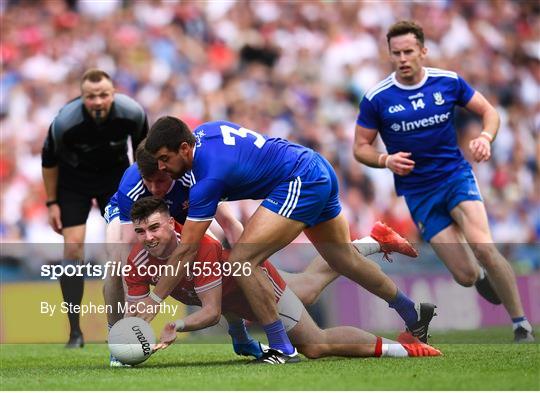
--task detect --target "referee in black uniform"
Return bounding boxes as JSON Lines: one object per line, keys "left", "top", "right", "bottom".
{"left": 41, "top": 69, "right": 148, "bottom": 347}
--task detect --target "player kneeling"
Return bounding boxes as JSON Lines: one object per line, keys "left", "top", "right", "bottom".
{"left": 126, "top": 197, "right": 441, "bottom": 363}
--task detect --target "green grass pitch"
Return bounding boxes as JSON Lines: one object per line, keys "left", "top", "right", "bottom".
{"left": 1, "top": 327, "right": 538, "bottom": 390}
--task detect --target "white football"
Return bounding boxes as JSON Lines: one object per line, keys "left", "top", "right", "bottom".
{"left": 108, "top": 317, "right": 156, "bottom": 365}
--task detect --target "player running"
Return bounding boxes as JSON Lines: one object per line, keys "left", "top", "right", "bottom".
{"left": 353, "top": 20, "right": 533, "bottom": 343}
{"left": 138, "top": 117, "right": 437, "bottom": 364}
{"left": 126, "top": 197, "right": 441, "bottom": 362}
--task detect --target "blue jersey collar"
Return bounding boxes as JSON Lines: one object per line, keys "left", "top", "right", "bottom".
{"left": 391, "top": 67, "right": 428, "bottom": 90}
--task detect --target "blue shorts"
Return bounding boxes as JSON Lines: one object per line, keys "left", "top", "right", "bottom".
{"left": 261, "top": 153, "right": 342, "bottom": 227}
{"left": 404, "top": 169, "right": 483, "bottom": 242}
{"left": 103, "top": 203, "right": 120, "bottom": 224}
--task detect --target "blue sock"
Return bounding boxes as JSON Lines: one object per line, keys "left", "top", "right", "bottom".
{"left": 228, "top": 320, "right": 253, "bottom": 344}
{"left": 263, "top": 320, "right": 294, "bottom": 355}
{"left": 512, "top": 316, "right": 532, "bottom": 332}
{"left": 388, "top": 289, "right": 418, "bottom": 328}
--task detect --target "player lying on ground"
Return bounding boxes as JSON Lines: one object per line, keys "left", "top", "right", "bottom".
{"left": 126, "top": 197, "right": 441, "bottom": 361}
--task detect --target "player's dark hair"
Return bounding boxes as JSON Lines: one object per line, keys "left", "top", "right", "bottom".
{"left": 386, "top": 20, "right": 425, "bottom": 47}
{"left": 135, "top": 139, "right": 159, "bottom": 179}
{"left": 145, "top": 116, "right": 196, "bottom": 154}
{"left": 80, "top": 68, "right": 112, "bottom": 85}
{"left": 130, "top": 196, "right": 170, "bottom": 223}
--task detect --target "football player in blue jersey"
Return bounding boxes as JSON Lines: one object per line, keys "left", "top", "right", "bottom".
{"left": 134, "top": 116, "right": 437, "bottom": 364}
{"left": 103, "top": 144, "right": 244, "bottom": 366}
{"left": 354, "top": 20, "right": 533, "bottom": 343}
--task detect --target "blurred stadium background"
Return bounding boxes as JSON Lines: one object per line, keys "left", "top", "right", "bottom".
{"left": 1, "top": 0, "right": 539, "bottom": 343}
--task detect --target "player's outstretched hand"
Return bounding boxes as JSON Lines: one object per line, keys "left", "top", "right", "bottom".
{"left": 133, "top": 296, "right": 159, "bottom": 322}
{"left": 469, "top": 137, "right": 491, "bottom": 162}
{"left": 386, "top": 152, "right": 415, "bottom": 176}
{"left": 47, "top": 204, "right": 63, "bottom": 234}
{"left": 153, "top": 322, "right": 178, "bottom": 352}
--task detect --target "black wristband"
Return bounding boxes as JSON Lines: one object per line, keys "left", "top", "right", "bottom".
{"left": 46, "top": 200, "right": 59, "bottom": 207}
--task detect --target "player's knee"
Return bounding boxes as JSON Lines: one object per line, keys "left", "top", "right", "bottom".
{"left": 63, "top": 244, "right": 84, "bottom": 260}
{"left": 453, "top": 270, "right": 477, "bottom": 287}
{"left": 301, "top": 291, "right": 319, "bottom": 307}
{"left": 298, "top": 344, "right": 326, "bottom": 359}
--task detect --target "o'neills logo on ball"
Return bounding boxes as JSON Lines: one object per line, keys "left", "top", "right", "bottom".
{"left": 132, "top": 326, "right": 151, "bottom": 356}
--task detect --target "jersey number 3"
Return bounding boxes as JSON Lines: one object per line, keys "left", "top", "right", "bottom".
{"left": 220, "top": 125, "right": 266, "bottom": 149}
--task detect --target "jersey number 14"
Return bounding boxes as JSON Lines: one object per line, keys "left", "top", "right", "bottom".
{"left": 411, "top": 98, "right": 425, "bottom": 111}
{"left": 220, "top": 125, "right": 266, "bottom": 149}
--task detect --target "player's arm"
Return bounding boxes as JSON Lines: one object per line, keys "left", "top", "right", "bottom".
{"left": 120, "top": 222, "right": 137, "bottom": 244}
{"left": 108, "top": 222, "right": 137, "bottom": 267}
{"left": 178, "top": 285, "right": 222, "bottom": 332}
{"left": 41, "top": 126, "right": 62, "bottom": 233}
{"left": 465, "top": 91, "right": 500, "bottom": 162}
{"left": 155, "top": 285, "right": 222, "bottom": 350}
{"left": 353, "top": 125, "right": 384, "bottom": 167}
{"left": 353, "top": 124, "right": 415, "bottom": 176}
{"left": 214, "top": 203, "right": 244, "bottom": 245}
{"left": 115, "top": 195, "right": 140, "bottom": 258}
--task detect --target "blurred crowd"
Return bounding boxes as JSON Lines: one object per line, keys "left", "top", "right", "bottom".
{"left": 1, "top": 0, "right": 539, "bottom": 247}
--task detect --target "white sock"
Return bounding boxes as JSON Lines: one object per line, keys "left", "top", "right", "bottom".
{"left": 477, "top": 268, "right": 486, "bottom": 281}
{"left": 513, "top": 320, "right": 533, "bottom": 333}
{"left": 381, "top": 343, "right": 409, "bottom": 358}
{"left": 353, "top": 237, "right": 381, "bottom": 256}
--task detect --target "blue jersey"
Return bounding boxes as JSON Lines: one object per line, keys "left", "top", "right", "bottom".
{"left": 106, "top": 163, "right": 190, "bottom": 224}
{"left": 356, "top": 67, "right": 475, "bottom": 196}
{"left": 187, "top": 120, "right": 316, "bottom": 220}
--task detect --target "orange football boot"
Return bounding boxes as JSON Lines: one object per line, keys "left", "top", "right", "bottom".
{"left": 370, "top": 221, "right": 419, "bottom": 260}
{"left": 397, "top": 332, "right": 442, "bottom": 357}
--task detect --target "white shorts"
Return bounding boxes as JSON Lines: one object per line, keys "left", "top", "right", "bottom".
{"left": 277, "top": 286, "right": 304, "bottom": 331}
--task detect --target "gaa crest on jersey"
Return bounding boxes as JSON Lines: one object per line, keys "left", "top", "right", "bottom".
{"left": 182, "top": 200, "right": 189, "bottom": 211}
{"left": 388, "top": 104, "right": 405, "bottom": 113}
{"left": 195, "top": 130, "right": 205, "bottom": 147}
{"left": 433, "top": 92, "right": 445, "bottom": 105}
